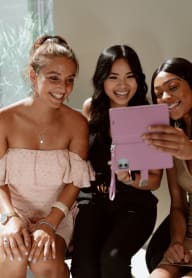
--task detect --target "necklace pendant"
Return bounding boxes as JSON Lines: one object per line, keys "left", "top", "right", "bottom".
{"left": 40, "top": 139, "right": 44, "bottom": 144}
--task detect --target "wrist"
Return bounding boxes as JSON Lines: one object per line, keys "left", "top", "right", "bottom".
{"left": 52, "top": 201, "right": 69, "bottom": 216}
{"left": 43, "top": 201, "right": 70, "bottom": 229}
{"left": 0, "top": 212, "right": 18, "bottom": 225}
{"left": 44, "top": 212, "right": 62, "bottom": 229}
{"left": 38, "top": 219, "right": 56, "bottom": 233}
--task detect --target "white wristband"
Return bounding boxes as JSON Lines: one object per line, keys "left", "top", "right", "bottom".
{"left": 52, "top": 201, "right": 69, "bottom": 216}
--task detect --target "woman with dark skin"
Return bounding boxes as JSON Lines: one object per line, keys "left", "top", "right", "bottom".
{"left": 143, "top": 58, "right": 192, "bottom": 277}
{"left": 71, "top": 44, "right": 162, "bottom": 278}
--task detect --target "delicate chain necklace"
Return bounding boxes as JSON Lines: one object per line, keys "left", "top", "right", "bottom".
{"left": 38, "top": 127, "right": 49, "bottom": 145}
{"left": 39, "top": 135, "right": 44, "bottom": 145}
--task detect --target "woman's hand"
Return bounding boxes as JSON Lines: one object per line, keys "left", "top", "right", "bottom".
{"left": 142, "top": 125, "right": 192, "bottom": 160}
{"left": 164, "top": 242, "right": 190, "bottom": 264}
{"left": 29, "top": 221, "right": 56, "bottom": 263}
{"left": 0, "top": 216, "right": 31, "bottom": 261}
{"left": 116, "top": 169, "right": 134, "bottom": 185}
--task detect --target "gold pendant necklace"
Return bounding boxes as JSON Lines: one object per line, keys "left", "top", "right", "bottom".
{"left": 40, "top": 138, "right": 44, "bottom": 144}
{"left": 38, "top": 127, "right": 49, "bottom": 145}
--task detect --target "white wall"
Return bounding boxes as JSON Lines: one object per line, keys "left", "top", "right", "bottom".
{"left": 53, "top": 0, "right": 191, "bottom": 228}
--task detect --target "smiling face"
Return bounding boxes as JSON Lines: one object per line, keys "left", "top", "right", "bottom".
{"left": 31, "top": 56, "right": 77, "bottom": 108}
{"left": 104, "top": 58, "right": 138, "bottom": 108}
{"left": 153, "top": 71, "right": 192, "bottom": 121}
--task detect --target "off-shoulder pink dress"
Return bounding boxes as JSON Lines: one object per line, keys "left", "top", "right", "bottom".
{"left": 0, "top": 148, "right": 94, "bottom": 246}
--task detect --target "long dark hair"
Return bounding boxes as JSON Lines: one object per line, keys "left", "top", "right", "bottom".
{"left": 151, "top": 57, "right": 192, "bottom": 128}
{"left": 89, "top": 45, "right": 148, "bottom": 137}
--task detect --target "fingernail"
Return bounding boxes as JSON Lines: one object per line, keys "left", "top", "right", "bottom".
{"left": 18, "top": 257, "right": 22, "bottom": 262}
{"left": 25, "top": 251, "right": 28, "bottom": 256}
{"left": 10, "top": 256, "right": 13, "bottom": 261}
{"left": 28, "top": 257, "right": 32, "bottom": 261}
{"left": 33, "top": 259, "right": 37, "bottom": 263}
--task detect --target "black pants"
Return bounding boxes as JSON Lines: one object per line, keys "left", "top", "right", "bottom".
{"left": 145, "top": 215, "right": 170, "bottom": 273}
{"left": 71, "top": 195, "right": 157, "bottom": 278}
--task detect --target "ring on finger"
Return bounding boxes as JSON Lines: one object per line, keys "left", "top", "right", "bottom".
{"left": 3, "top": 238, "right": 9, "bottom": 245}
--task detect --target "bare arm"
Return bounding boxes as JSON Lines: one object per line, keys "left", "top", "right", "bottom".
{"left": 0, "top": 115, "right": 17, "bottom": 213}
{"left": 167, "top": 167, "right": 187, "bottom": 244}
{"left": 163, "top": 167, "right": 189, "bottom": 264}
{"left": 0, "top": 113, "right": 30, "bottom": 260}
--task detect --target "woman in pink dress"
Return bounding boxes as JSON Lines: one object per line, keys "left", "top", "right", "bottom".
{"left": 0, "top": 35, "right": 93, "bottom": 278}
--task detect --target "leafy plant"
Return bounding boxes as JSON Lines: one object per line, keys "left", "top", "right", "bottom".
{"left": 0, "top": 13, "right": 53, "bottom": 107}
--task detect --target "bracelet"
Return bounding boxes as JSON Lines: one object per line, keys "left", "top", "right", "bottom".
{"left": 38, "top": 220, "right": 56, "bottom": 233}
{"left": 52, "top": 201, "right": 69, "bottom": 216}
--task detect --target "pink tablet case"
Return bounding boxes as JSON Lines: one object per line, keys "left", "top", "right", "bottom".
{"left": 109, "top": 104, "right": 173, "bottom": 201}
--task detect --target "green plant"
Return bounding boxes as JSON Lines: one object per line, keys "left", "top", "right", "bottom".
{"left": 0, "top": 13, "right": 53, "bottom": 107}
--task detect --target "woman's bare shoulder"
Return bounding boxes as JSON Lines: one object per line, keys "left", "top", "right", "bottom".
{"left": 82, "top": 97, "right": 92, "bottom": 119}
{"left": 0, "top": 98, "right": 30, "bottom": 114}
{"left": 60, "top": 104, "right": 88, "bottom": 126}
{"left": 0, "top": 101, "right": 25, "bottom": 157}
{"left": 0, "top": 98, "right": 31, "bottom": 130}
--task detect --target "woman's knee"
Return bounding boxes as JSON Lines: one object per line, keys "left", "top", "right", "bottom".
{"left": 30, "top": 259, "right": 69, "bottom": 278}
{"left": 0, "top": 259, "right": 28, "bottom": 278}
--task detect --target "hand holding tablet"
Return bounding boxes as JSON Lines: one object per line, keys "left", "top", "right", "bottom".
{"left": 109, "top": 103, "right": 173, "bottom": 200}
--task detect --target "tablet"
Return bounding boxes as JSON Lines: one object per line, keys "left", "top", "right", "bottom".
{"left": 108, "top": 103, "right": 173, "bottom": 200}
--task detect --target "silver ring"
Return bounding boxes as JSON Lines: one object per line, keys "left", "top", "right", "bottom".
{"left": 3, "top": 238, "right": 9, "bottom": 245}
